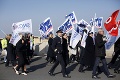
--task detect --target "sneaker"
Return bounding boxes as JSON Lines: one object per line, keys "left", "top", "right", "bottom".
{"left": 13, "top": 67, "right": 17, "bottom": 72}
{"left": 15, "top": 71, "right": 20, "bottom": 75}
{"left": 92, "top": 75, "right": 101, "bottom": 79}
{"left": 21, "top": 72, "right": 27, "bottom": 75}
{"left": 107, "top": 74, "right": 116, "bottom": 78}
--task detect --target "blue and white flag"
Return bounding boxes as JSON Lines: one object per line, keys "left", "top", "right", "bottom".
{"left": 58, "top": 19, "right": 74, "bottom": 33}
{"left": 65, "top": 11, "right": 77, "bottom": 24}
{"left": 78, "top": 19, "right": 91, "bottom": 27}
{"left": 9, "top": 31, "right": 21, "bottom": 46}
{"left": 39, "top": 17, "right": 53, "bottom": 37}
{"left": 90, "top": 17, "right": 103, "bottom": 28}
{"left": 105, "top": 32, "right": 117, "bottom": 49}
{"left": 81, "top": 32, "right": 88, "bottom": 48}
{"left": 76, "top": 26, "right": 84, "bottom": 35}
{"left": 12, "top": 19, "right": 32, "bottom": 33}
{"left": 70, "top": 29, "right": 82, "bottom": 48}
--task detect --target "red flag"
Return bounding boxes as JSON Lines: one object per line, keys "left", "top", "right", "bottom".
{"left": 104, "top": 10, "right": 119, "bottom": 36}
{"left": 118, "top": 20, "right": 120, "bottom": 26}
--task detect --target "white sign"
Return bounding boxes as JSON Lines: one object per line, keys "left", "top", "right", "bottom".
{"left": 81, "top": 32, "right": 88, "bottom": 48}
{"left": 70, "top": 29, "right": 82, "bottom": 48}
{"left": 12, "top": 19, "right": 32, "bottom": 33}
{"left": 9, "top": 31, "right": 21, "bottom": 46}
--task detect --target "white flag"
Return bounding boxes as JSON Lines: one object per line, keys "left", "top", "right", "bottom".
{"left": 12, "top": 19, "right": 32, "bottom": 33}
{"left": 78, "top": 19, "right": 91, "bottom": 27}
{"left": 81, "top": 32, "right": 88, "bottom": 48}
{"left": 70, "top": 29, "right": 82, "bottom": 48}
{"left": 9, "top": 32, "right": 21, "bottom": 46}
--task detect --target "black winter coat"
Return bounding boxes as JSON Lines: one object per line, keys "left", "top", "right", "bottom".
{"left": 82, "top": 36, "right": 95, "bottom": 66}
{"left": 62, "top": 38, "right": 69, "bottom": 66}
{"left": 7, "top": 43, "right": 16, "bottom": 61}
{"left": 52, "top": 36, "right": 63, "bottom": 54}
{"left": 47, "top": 38, "right": 55, "bottom": 57}
{"left": 95, "top": 33, "right": 106, "bottom": 57}
{"left": 114, "top": 37, "right": 120, "bottom": 52}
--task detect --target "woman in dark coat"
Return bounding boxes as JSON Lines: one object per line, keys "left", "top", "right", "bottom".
{"left": 14, "top": 35, "right": 27, "bottom": 75}
{"left": 5, "top": 34, "right": 16, "bottom": 67}
{"left": 62, "top": 33, "right": 69, "bottom": 67}
{"left": 46, "top": 33, "right": 56, "bottom": 63}
{"left": 83, "top": 32, "right": 95, "bottom": 67}
{"left": 79, "top": 32, "right": 95, "bottom": 72}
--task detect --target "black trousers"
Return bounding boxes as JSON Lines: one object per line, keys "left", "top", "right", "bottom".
{"left": 49, "top": 54, "right": 66, "bottom": 76}
{"left": 16, "top": 52, "right": 25, "bottom": 72}
{"left": 110, "top": 50, "right": 120, "bottom": 64}
{"left": 92, "top": 57, "right": 110, "bottom": 76}
{"left": 5, "top": 60, "right": 16, "bottom": 66}
{"left": 115, "top": 58, "right": 120, "bottom": 70}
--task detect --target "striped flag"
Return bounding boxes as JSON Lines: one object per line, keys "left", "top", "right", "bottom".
{"left": 58, "top": 19, "right": 74, "bottom": 33}
{"left": 65, "top": 11, "right": 77, "bottom": 24}
{"left": 39, "top": 17, "right": 53, "bottom": 38}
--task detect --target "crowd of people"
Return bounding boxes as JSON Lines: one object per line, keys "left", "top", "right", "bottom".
{"left": 0, "top": 33, "right": 34, "bottom": 75}
{"left": 0, "top": 27, "right": 120, "bottom": 79}
{"left": 46, "top": 28, "right": 119, "bottom": 79}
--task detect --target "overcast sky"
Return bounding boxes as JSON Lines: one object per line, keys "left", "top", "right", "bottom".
{"left": 0, "top": 0, "right": 120, "bottom": 38}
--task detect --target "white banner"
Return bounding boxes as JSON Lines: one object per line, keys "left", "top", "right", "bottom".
{"left": 81, "top": 32, "right": 88, "bottom": 48}
{"left": 9, "top": 31, "right": 21, "bottom": 46}
{"left": 78, "top": 19, "right": 91, "bottom": 27}
{"left": 12, "top": 19, "right": 32, "bottom": 33}
{"left": 70, "top": 29, "right": 82, "bottom": 48}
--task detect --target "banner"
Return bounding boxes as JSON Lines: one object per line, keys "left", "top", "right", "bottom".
{"left": 81, "top": 32, "right": 88, "bottom": 48}
{"left": 39, "top": 17, "right": 53, "bottom": 37}
{"left": 58, "top": 19, "right": 74, "bottom": 33}
{"left": 76, "top": 26, "right": 84, "bottom": 35}
{"left": 65, "top": 11, "right": 77, "bottom": 24}
{"left": 70, "top": 29, "right": 82, "bottom": 48}
{"left": 118, "top": 20, "right": 120, "bottom": 26}
{"left": 90, "top": 17, "right": 103, "bottom": 28}
{"left": 104, "top": 10, "right": 119, "bottom": 36}
{"left": 105, "top": 32, "right": 117, "bottom": 49}
{"left": 78, "top": 19, "right": 91, "bottom": 27}
{"left": 12, "top": 19, "right": 32, "bottom": 33}
{"left": 9, "top": 31, "right": 21, "bottom": 46}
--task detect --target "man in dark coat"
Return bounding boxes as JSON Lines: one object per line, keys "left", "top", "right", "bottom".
{"left": 5, "top": 34, "right": 16, "bottom": 67}
{"left": 48, "top": 30, "right": 71, "bottom": 78}
{"left": 92, "top": 28, "right": 115, "bottom": 79}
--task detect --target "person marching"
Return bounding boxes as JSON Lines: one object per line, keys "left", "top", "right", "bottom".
{"left": 78, "top": 32, "right": 95, "bottom": 72}
{"left": 1, "top": 35, "right": 8, "bottom": 63}
{"left": 108, "top": 37, "right": 120, "bottom": 69}
{"left": 14, "top": 35, "right": 27, "bottom": 75}
{"left": 92, "top": 28, "right": 115, "bottom": 79}
{"left": 5, "top": 34, "right": 16, "bottom": 67}
{"left": 46, "top": 33, "right": 56, "bottom": 63}
{"left": 62, "top": 33, "right": 69, "bottom": 67}
{"left": 48, "top": 30, "right": 71, "bottom": 78}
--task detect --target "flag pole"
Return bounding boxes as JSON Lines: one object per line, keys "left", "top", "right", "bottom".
{"left": 0, "top": 28, "right": 7, "bottom": 36}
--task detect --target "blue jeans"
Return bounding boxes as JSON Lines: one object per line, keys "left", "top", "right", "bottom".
{"left": 92, "top": 57, "right": 110, "bottom": 76}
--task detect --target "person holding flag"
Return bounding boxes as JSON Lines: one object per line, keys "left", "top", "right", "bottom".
{"left": 5, "top": 34, "right": 16, "bottom": 67}
{"left": 92, "top": 28, "right": 115, "bottom": 79}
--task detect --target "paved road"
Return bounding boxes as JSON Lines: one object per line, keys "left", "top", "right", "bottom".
{"left": 0, "top": 56, "right": 120, "bottom": 80}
